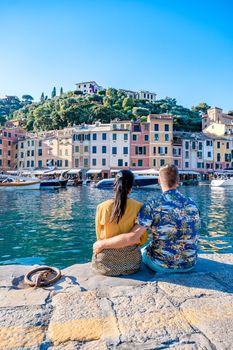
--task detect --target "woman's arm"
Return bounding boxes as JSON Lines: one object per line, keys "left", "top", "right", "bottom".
{"left": 93, "top": 224, "right": 147, "bottom": 255}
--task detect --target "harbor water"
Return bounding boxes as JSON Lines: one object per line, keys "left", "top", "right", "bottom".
{"left": 0, "top": 186, "right": 232, "bottom": 268}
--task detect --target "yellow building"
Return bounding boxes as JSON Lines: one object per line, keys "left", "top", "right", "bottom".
{"left": 148, "top": 114, "right": 173, "bottom": 170}
{"left": 213, "top": 138, "right": 232, "bottom": 170}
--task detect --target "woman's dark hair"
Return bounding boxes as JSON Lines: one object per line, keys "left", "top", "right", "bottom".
{"left": 110, "top": 170, "right": 134, "bottom": 224}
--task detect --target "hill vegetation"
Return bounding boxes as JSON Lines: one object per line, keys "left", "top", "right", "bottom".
{"left": 1, "top": 88, "right": 210, "bottom": 132}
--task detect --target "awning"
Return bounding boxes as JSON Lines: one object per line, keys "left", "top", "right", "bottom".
{"left": 86, "top": 169, "right": 102, "bottom": 174}
{"left": 46, "top": 169, "right": 68, "bottom": 175}
{"left": 179, "top": 170, "right": 200, "bottom": 175}
{"left": 67, "top": 168, "right": 81, "bottom": 174}
{"left": 133, "top": 169, "right": 159, "bottom": 175}
{"left": 110, "top": 169, "right": 120, "bottom": 173}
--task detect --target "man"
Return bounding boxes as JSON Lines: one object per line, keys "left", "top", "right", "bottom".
{"left": 93, "top": 164, "right": 200, "bottom": 273}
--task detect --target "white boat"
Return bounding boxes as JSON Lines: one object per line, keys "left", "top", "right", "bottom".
{"left": 0, "top": 176, "right": 40, "bottom": 190}
{"left": 211, "top": 170, "right": 233, "bottom": 187}
{"left": 96, "top": 175, "right": 159, "bottom": 189}
{"left": 211, "top": 177, "right": 233, "bottom": 187}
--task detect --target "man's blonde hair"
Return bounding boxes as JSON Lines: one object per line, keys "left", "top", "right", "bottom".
{"left": 159, "top": 164, "right": 179, "bottom": 188}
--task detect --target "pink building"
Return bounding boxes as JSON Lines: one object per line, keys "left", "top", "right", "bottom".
{"left": 130, "top": 121, "right": 150, "bottom": 169}
{"left": 0, "top": 127, "right": 25, "bottom": 171}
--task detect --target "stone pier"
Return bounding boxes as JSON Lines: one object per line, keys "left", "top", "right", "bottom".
{"left": 0, "top": 253, "right": 233, "bottom": 350}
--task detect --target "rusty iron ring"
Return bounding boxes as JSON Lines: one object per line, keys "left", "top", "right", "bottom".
{"left": 24, "top": 266, "right": 61, "bottom": 287}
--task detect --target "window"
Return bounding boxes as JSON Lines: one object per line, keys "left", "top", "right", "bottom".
{"left": 0, "top": 139, "right": 2, "bottom": 144}
{"left": 160, "top": 159, "right": 165, "bottom": 166}
{"left": 198, "top": 142, "right": 203, "bottom": 150}
{"left": 20, "top": 152, "right": 24, "bottom": 158}
{"left": 8, "top": 132, "right": 11, "bottom": 138}
{"left": 132, "top": 134, "right": 137, "bottom": 141}
{"left": 7, "top": 160, "right": 11, "bottom": 167}
{"left": 75, "top": 158, "right": 79, "bottom": 167}
{"left": 197, "top": 152, "right": 202, "bottom": 159}
{"left": 84, "top": 146, "right": 88, "bottom": 153}
{"left": 192, "top": 142, "right": 196, "bottom": 149}
{"left": 75, "top": 146, "right": 79, "bottom": 153}
{"left": 102, "top": 133, "right": 107, "bottom": 141}
{"left": 138, "top": 160, "right": 143, "bottom": 167}
{"left": 32, "top": 140, "right": 34, "bottom": 146}
{"left": 154, "top": 134, "right": 159, "bottom": 141}
{"left": 144, "top": 135, "right": 149, "bottom": 142}
{"left": 217, "top": 153, "right": 221, "bottom": 162}
{"left": 153, "top": 147, "right": 156, "bottom": 154}
{"left": 27, "top": 140, "right": 30, "bottom": 147}
{"left": 136, "top": 146, "right": 146, "bottom": 155}
{"left": 112, "top": 133, "right": 117, "bottom": 141}
{"left": 226, "top": 142, "right": 229, "bottom": 149}
{"left": 84, "top": 158, "right": 88, "bottom": 167}
{"left": 165, "top": 134, "right": 169, "bottom": 142}
{"left": 92, "top": 133, "right": 97, "bottom": 141}
{"left": 207, "top": 151, "right": 212, "bottom": 158}
{"left": 153, "top": 159, "right": 156, "bottom": 167}
{"left": 144, "top": 124, "right": 149, "bottom": 131}
{"left": 65, "top": 149, "right": 68, "bottom": 156}
{"left": 197, "top": 162, "right": 204, "bottom": 168}
{"left": 185, "top": 151, "right": 189, "bottom": 158}
{"left": 38, "top": 160, "right": 43, "bottom": 168}
{"left": 27, "top": 150, "right": 30, "bottom": 157}
{"left": 31, "top": 160, "right": 34, "bottom": 167}
{"left": 8, "top": 141, "right": 11, "bottom": 146}
{"left": 39, "top": 141, "right": 42, "bottom": 147}
{"left": 102, "top": 158, "right": 106, "bottom": 166}
{"left": 124, "top": 134, "right": 128, "bottom": 141}
{"left": 65, "top": 160, "right": 68, "bottom": 167}
{"left": 123, "top": 147, "right": 128, "bottom": 155}
{"left": 102, "top": 146, "right": 107, "bottom": 153}
{"left": 8, "top": 150, "right": 11, "bottom": 156}
{"left": 217, "top": 141, "right": 220, "bottom": 149}
{"left": 38, "top": 149, "right": 42, "bottom": 156}
{"left": 0, "top": 160, "right": 2, "bottom": 166}
{"left": 21, "top": 142, "right": 24, "bottom": 149}
{"left": 158, "top": 147, "right": 167, "bottom": 155}
{"left": 0, "top": 149, "right": 2, "bottom": 155}
{"left": 118, "top": 159, "right": 123, "bottom": 167}
{"left": 174, "top": 160, "right": 179, "bottom": 166}
{"left": 164, "top": 124, "right": 169, "bottom": 131}
{"left": 3, "top": 132, "right": 7, "bottom": 137}
{"left": 92, "top": 146, "right": 97, "bottom": 154}
{"left": 112, "top": 147, "right": 117, "bottom": 155}
{"left": 185, "top": 162, "right": 189, "bottom": 168}
{"left": 185, "top": 141, "right": 189, "bottom": 150}
{"left": 154, "top": 124, "right": 159, "bottom": 131}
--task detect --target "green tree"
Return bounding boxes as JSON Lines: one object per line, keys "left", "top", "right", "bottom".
{"left": 51, "top": 87, "right": 56, "bottom": 98}
{"left": 40, "top": 92, "right": 45, "bottom": 102}
{"left": 60, "top": 87, "right": 64, "bottom": 95}
{"left": 191, "top": 102, "right": 210, "bottom": 114}
{"left": 122, "top": 97, "right": 134, "bottom": 110}
{"left": 133, "top": 107, "right": 149, "bottom": 117}
{"left": 22, "top": 95, "right": 34, "bottom": 102}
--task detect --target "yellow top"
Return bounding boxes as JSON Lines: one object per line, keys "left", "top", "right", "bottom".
{"left": 95, "top": 198, "right": 148, "bottom": 246}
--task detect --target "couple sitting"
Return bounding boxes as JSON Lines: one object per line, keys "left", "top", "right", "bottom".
{"left": 92, "top": 164, "right": 200, "bottom": 276}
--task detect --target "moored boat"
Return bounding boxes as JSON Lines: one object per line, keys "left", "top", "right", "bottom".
{"left": 0, "top": 176, "right": 40, "bottom": 190}
{"left": 211, "top": 170, "right": 233, "bottom": 187}
{"left": 40, "top": 179, "right": 62, "bottom": 189}
{"left": 96, "top": 174, "right": 159, "bottom": 189}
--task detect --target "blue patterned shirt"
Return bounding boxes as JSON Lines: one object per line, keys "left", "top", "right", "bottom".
{"left": 137, "top": 189, "right": 200, "bottom": 270}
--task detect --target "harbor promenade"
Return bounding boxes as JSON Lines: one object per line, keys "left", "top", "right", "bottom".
{"left": 0, "top": 253, "right": 233, "bottom": 350}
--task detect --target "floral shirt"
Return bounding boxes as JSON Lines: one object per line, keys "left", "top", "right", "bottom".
{"left": 137, "top": 189, "right": 200, "bottom": 270}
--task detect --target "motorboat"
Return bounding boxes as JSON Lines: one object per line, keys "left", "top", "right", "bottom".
{"left": 211, "top": 171, "right": 233, "bottom": 187}
{"left": 96, "top": 175, "right": 159, "bottom": 189}
{"left": 0, "top": 176, "right": 40, "bottom": 190}
{"left": 40, "top": 179, "right": 62, "bottom": 189}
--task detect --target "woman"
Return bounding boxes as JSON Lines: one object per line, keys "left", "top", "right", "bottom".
{"left": 92, "top": 170, "right": 147, "bottom": 276}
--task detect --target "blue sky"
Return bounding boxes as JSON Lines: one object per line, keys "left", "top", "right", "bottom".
{"left": 0, "top": 0, "right": 232, "bottom": 111}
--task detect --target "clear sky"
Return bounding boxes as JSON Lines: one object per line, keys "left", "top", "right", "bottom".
{"left": 0, "top": 0, "right": 232, "bottom": 111}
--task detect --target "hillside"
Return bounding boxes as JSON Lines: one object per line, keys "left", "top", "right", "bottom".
{"left": 5, "top": 88, "right": 209, "bottom": 132}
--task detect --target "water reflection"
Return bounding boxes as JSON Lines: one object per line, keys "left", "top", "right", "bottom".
{"left": 0, "top": 186, "right": 232, "bottom": 268}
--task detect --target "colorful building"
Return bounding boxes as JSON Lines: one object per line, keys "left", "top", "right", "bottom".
{"left": 109, "top": 121, "right": 131, "bottom": 172}
{"left": 0, "top": 127, "right": 25, "bottom": 171}
{"left": 130, "top": 121, "right": 150, "bottom": 169}
{"left": 148, "top": 114, "right": 173, "bottom": 170}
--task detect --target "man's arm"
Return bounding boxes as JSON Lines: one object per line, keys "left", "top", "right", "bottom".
{"left": 93, "top": 224, "right": 146, "bottom": 255}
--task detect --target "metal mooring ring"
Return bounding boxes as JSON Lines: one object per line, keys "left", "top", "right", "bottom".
{"left": 24, "top": 266, "right": 61, "bottom": 287}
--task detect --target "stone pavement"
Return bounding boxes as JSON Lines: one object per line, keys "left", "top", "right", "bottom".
{"left": 0, "top": 253, "right": 233, "bottom": 350}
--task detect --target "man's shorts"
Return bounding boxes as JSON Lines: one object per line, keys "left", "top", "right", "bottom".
{"left": 141, "top": 246, "right": 195, "bottom": 273}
